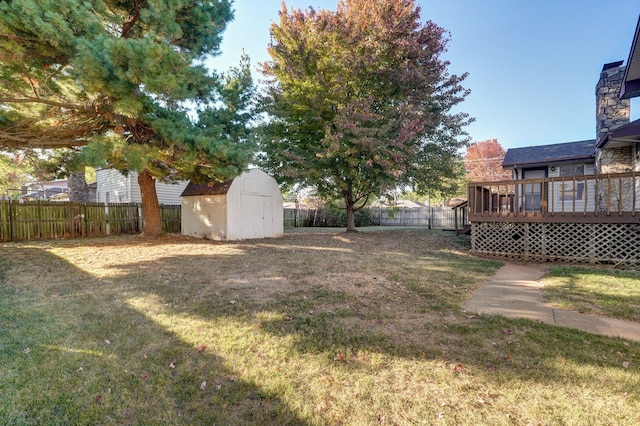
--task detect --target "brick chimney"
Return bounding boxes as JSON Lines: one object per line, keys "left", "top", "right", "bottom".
{"left": 596, "top": 61, "right": 630, "bottom": 142}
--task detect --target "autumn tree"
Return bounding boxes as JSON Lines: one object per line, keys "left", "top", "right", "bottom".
{"left": 464, "top": 139, "right": 512, "bottom": 182}
{"left": 259, "top": 0, "right": 472, "bottom": 231}
{"left": 0, "top": 0, "right": 254, "bottom": 237}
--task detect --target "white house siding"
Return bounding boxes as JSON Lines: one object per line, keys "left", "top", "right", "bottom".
{"left": 547, "top": 163, "right": 597, "bottom": 213}
{"left": 96, "top": 169, "right": 188, "bottom": 205}
{"left": 96, "top": 169, "right": 132, "bottom": 203}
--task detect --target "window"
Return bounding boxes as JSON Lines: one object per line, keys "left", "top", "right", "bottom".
{"left": 560, "top": 181, "right": 585, "bottom": 201}
{"left": 559, "top": 165, "right": 584, "bottom": 176}
{"left": 558, "top": 165, "right": 585, "bottom": 201}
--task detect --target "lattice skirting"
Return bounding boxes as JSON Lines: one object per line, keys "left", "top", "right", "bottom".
{"left": 471, "top": 222, "right": 640, "bottom": 267}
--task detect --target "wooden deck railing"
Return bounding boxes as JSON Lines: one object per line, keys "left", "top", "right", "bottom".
{"left": 468, "top": 171, "right": 640, "bottom": 223}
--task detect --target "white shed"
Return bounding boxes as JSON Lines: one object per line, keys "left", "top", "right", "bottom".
{"left": 180, "top": 168, "right": 284, "bottom": 241}
{"left": 96, "top": 169, "right": 188, "bottom": 205}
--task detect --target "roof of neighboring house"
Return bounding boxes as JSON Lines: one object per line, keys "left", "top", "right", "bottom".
{"left": 502, "top": 139, "right": 596, "bottom": 168}
{"left": 621, "top": 15, "right": 640, "bottom": 99}
{"left": 19, "top": 187, "right": 68, "bottom": 200}
{"left": 597, "top": 117, "right": 640, "bottom": 148}
{"left": 180, "top": 180, "right": 234, "bottom": 197}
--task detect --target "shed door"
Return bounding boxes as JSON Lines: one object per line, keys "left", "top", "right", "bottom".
{"left": 240, "top": 195, "right": 273, "bottom": 239}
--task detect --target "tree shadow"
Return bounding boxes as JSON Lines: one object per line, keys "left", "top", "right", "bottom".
{"left": 89, "top": 237, "right": 640, "bottom": 401}
{"left": 0, "top": 245, "right": 308, "bottom": 425}
{"left": 2, "top": 231, "right": 640, "bottom": 424}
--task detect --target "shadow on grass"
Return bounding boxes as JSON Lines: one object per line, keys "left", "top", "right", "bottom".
{"left": 69, "top": 237, "right": 640, "bottom": 397}
{"left": 543, "top": 266, "right": 640, "bottom": 321}
{"left": 2, "top": 231, "right": 640, "bottom": 424}
{"left": 0, "top": 246, "right": 308, "bottom": 425}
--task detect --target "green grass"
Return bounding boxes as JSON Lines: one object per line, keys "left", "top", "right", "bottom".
{"left": 542, "top": 266, "right": 640, "bottom": 322}
{"left": 1, "top": 228, "right": 639, "bottom": 425}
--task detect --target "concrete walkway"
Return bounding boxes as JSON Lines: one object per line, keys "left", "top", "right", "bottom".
{"left": 464, "top": 262, "right": 640, "bottom": 342}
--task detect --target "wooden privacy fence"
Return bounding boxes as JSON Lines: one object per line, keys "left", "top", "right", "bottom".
{"left": 0, "top": 201, "right": 181, "bottom": 242}
{"left": 370, "top": 206, "right": 459, "bottom": 228}
{"left": 283, "top": 206, "right": 459, "bottom": 228}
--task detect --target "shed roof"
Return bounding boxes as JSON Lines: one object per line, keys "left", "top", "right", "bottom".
{"left": 502, "top": 139, "right": 596, "bottom": 168}
{"left": 180, "top": 179, "right": 234, "bottom": 197}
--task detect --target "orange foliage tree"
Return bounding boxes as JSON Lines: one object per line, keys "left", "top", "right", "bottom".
{"left": 464, "top": 139, "right": 512, "bottom": 181}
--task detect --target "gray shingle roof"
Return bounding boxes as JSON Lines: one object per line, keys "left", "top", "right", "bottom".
{"left": 502, "top": 139, "right": 596, "bottom": 168}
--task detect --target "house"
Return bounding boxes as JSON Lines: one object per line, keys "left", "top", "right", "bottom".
{"left": 19, "top": 179, "right": 69, "bottom": 201}
{"left": 95, "top": 169, "right": 187, "bottom": 205}
{"left": 501, "top": 139, "right": 597, "bottom": 213}
{"left": 467, "top": 15, "right": 640, "bottom": 266}
{"left": 180, "top": 168, "right": 284, "bottom": 241}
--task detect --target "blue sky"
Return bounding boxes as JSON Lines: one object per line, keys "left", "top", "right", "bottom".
{"left": 210, "top": 0, "right": 640, "bottom": 150}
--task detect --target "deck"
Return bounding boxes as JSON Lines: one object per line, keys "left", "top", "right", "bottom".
{"left": 467, "top": 172, "right": 640, "bottom": 224}
{"left": 466, "top": 172, "right": 640, "bottom": 266}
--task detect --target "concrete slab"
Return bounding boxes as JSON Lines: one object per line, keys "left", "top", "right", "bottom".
{"left": 464, "top": 262, "right": 640, "bottom": 342}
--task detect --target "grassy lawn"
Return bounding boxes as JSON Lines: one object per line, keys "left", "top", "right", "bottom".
{"left": 542, "top": 266, "right": 640, "bottom": 322}
{"left": 1, "top": 227, "right": 639, "bottom": 425}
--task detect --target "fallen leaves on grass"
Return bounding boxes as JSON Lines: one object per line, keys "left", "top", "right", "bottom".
{"left": 197, "top": 344, "right": 206, "bottom": 352}
{"left": 200, "top": 381, "right": 207, "bottom": 391}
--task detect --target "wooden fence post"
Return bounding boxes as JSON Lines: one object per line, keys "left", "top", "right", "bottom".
{"left": 9, "top": 199, "right": 14, "bottom": 242}
{"left": 83, "top": 203, "right": 89, "bottom": 237}
{"left": 105, "top": 194, "right": 110, "bottom": 236}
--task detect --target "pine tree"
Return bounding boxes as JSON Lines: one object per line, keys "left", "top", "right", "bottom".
{"left": 0, "top": 0, "right": 254, "bottom": 237}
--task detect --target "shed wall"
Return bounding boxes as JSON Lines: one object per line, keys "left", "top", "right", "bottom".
{"left": 181, "top": 195, "right": 228, "bottom": 240}
{"left": 226, "top": 169, "right": 284, "bottom": 240}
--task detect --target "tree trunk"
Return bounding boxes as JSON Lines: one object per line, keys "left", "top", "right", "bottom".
{"left": 137, "top": 169, "right": 163, "bottom": 238}
{"left": 346, "top": 204, "right": 357, "bottom": 232}
{"left": 344, "top": 187, "right": 357, "bottom": 232}
{"left": 68, "top": 170, "right": 87, "bottom": 202}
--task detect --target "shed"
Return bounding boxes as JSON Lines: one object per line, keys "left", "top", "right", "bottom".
{"left": 180, "top": 169, "right": 284, "bottom": 241}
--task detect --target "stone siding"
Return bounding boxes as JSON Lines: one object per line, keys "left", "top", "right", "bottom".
{"left": 596, "top": 65, "right": 630, "bottom": 142}
{"left": 597, "top": 145, "right": 633, "bottom": 174}
{"left": 596, "top": 146, "right": 635, "bottom": 212}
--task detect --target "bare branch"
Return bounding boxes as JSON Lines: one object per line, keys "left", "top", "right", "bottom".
{"left": 0, "top": 97, "right": 91, "bottom": 111}
{"left": 121, "top": 0, "right": 142, "bottom": 38}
